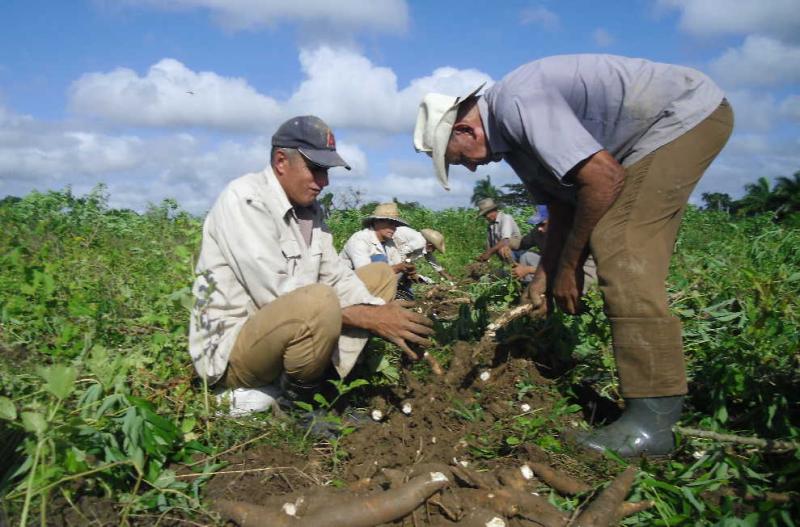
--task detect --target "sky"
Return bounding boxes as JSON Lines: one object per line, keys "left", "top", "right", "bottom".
{"left": 1, "top": 0, "right": 799, "bottom": 214}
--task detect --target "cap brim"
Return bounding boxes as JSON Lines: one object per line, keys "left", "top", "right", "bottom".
{"left": 298, "top": 148, "right": 351, "bottom": 170}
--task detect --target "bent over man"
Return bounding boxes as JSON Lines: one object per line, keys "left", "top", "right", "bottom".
{"left": 414, "top": 54, "right": 733, "bottom": 457}
{"left": 190, "top": 116, "right": 433, "bottom": 417}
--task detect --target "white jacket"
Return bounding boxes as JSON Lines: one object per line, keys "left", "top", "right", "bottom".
{"left": 340, "top": 228, "right": 402, "bottom": 269}
{"left": 189, "top": 167, "right": 383, "bottom": 383}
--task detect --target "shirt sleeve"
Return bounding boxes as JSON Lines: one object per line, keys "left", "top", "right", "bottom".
{"left": 498, "top": 86, "right": 603, "bottom": 179}
{"left": 318, "top": 232, "right": 384, "bottom": 308}
{"left": 499, "top": 213, "right": 519, "bottom": 239}
{"left": 342, "top": 232, "right": 375, "bottom": 269}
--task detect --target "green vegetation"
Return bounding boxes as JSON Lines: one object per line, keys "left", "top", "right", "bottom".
{"left": 0, "top": 184, "right": 798, "bottom": 525}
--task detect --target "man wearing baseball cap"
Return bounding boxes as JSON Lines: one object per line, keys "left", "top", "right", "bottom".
{"left": 190, "top": 115, "right": 433, "bottom": 423}
{"left": 414, "top": 55, "right": 734, "bottom": 457}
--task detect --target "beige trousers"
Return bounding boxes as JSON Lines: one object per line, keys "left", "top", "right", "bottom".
{"left": 221, "top": 263, "right": 397, "bottom": 389}
{"left": 590, "top": 100, "right": 734, "bottom": 398}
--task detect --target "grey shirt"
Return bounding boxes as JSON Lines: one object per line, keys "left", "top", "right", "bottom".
{"left": 478, "top": 54, "right": 725, "bottom": 204}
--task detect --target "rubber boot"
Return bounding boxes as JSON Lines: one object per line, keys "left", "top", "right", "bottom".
{"left": 576, "top": 396, "right": 683, "bottom": 458}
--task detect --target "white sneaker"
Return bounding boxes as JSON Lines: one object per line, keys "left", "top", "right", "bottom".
{"left": 215, "top": 385, "right": 282, "bottom": 417}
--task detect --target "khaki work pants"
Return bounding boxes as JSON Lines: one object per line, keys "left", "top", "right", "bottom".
{"left": 221, "top": 263, "right": 397, "bottom": 389}
{"left": 589, "top": 100, "right": 734, "bottom": 398}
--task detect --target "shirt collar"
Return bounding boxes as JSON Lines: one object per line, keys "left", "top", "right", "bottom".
{"left": 478, "top": 96, "right": 510, "bottom": 157}
{"left": 261, "top": 166, "right": 293, "bottom": 219}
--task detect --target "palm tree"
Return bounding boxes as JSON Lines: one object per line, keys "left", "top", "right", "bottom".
{"left": 735, "top": 177, "right": 776, "bottom": 216}
{"left": 470, "top": 175, "right": 500, "bottom": 206}
{"left": 772, "top": 171, "right": 800, "bottom": 218}
{"left": 701, "top": 192, "right": 733, "bottom": 213}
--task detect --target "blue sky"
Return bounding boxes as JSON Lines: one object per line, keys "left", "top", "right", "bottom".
{"left": 1, "top": 0, "right": 798, "bottom": 213}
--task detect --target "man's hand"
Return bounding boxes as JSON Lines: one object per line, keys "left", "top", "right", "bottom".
{"left": 363, "top": 301, "right": 434, "bottom": 361}
{"left": 552, "top": 267, "right": 580, "bottom": 314}
{"left": 392, "top": 261, "right": 416, "bottom": 275}
{"left": 522, "top": 271, "right": 550, "bottom": 319}
{"left": 512, "top": 263, "right": 536, "bottom": 280}
{"left": 498, "top": 245, "right": 513, "bottom": 262}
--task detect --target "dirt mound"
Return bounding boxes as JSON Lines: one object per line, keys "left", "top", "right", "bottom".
{"left": 203, "top": 340, "right": 637, "bottom": 526}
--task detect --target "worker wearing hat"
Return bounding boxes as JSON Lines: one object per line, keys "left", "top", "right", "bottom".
{"left": 190, "top": 116, "right": 433, "bottom": 420}
{"left": 414, "top": 55, "right": 733, "bottom": 457}
{"left": 475, "top": 197, "right": 522, "bottom": 263}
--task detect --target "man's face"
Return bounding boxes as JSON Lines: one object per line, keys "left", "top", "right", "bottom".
{"left": 275, "top": 150, "right": 329, "bottom": 207}
{"left": 536, "top": 219, "right": 549, "bottom": 234}
{"left": 445, "top": 123, "right": 492, "bottom": 172}
{"left": 484, "top": 210, "right": 499, "bottom": 222}
{"left": 372, "top": 219, "right": 398, "bottom": 242}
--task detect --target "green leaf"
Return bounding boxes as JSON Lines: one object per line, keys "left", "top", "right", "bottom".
{"left": 505, "top": 436, "right": 521, "bottom": 446}
{"left": 0, "top": 396, "right": 17, "bottom": 421}
{"left": 21, "top": 411, "right": 47, "bottom": 435}
{"left": 37, "top": 364, "right": 78, "bottom": 400}
{"left": 294, "top": 401, "right": 313, "bottom": 413}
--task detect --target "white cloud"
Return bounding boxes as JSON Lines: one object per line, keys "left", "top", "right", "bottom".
{"left": 657, "top": 0, "right": 800, "bottom": 41}
{"left": 0, "top": 104, "right": 380, "bottom": 213}
{"left": 780, "top": 95, "right": 800, "bottom": 121}
{"left": 287, "top": 47, "right": 492, "bottom": 133}
{"left": 330, "top": 142, "right": 368, "bottom": 179}
{"left": 724, "top": 90, "right": 779, "bottom": 132}
{"left": 69, "top": 59, "right": 282, "bottom": 131}
{"left": 710, "top": 36, "right": 800, "bottom": 87}
{"left": 0, "top": 107, "right": 144, "bottom": 182}
{"left": 592, "top": 28, "right": 614, "bottom": 47}
{"left": 520, "top": 6, "right": 560, "bottom": 31}
{"left": 113, "top": 0, "right": 409, "bottom": 35}
{"left": 69, "top": 48, "right": 493, "bottom": 136}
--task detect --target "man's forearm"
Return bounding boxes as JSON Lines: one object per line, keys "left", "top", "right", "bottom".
{"left": 341, "top": 304, "right": 375, "bottom": 332}
{"left": 559, "top": 151, "right": 625, "bottom": 271}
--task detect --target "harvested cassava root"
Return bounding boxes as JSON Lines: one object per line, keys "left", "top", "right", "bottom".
{"left": 574, "top": 466, "right": 638, "bottom": 527}
{"left": 216, "top": 462, "right": 648, "bottom": 527}
{"left": 214, "top": 471, "right": 449, "bottom": 527}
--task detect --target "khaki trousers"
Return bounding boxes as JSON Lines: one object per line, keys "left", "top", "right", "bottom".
{"left": 589, "top": 100, "right": 734, "bottom": 398}
{"left": 221, "top": 263, "right": 397, "bottom": 389}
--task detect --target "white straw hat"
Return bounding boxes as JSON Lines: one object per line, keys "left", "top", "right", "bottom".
{"left": 413, "top": 83, "right": 485, "bottom": 191}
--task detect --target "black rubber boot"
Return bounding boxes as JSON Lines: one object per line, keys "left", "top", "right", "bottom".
{"left": 576, "top": 396, "right": 684, "bottom": 458}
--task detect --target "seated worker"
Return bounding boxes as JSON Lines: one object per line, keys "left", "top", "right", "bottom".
{"left": 393, "top": 226, "right": 456, "bottom": 282}
{"left": 512, "top": 205, "right": 598, "bottom": 291}
{"left": 475, "top": 197, "right": 522, "bottom": 264}
{"left": 189, "top": 116, "right": 433, "bottom": 417}
{"left": 340, "top": 203, "right": 417, "bottom": 298}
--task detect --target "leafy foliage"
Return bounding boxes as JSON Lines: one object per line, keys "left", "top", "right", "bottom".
{"left": 0, "top": 183, "right": 798, "bottom": 525}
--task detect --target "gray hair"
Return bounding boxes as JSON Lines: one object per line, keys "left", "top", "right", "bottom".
{"left": 270, "top": 146, "right": 300, "bottom": 166}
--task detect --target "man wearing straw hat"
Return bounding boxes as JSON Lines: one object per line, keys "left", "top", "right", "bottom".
{"left": 393, "top": 226, "right": 455, "bottom": 283}
{"left": 340, "top": 202, "right": 419, "bottom": 299}
{"left": 475, "top": 197, "right": 522, "bottom": 264}
{"left": 413, "top": 55, "right": 733, "bottom": 457}
{"left": 190, "top": 116, "right": 433, "bottom": 420}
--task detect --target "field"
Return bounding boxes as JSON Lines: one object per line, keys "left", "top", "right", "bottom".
{"left": 0, "top": 187, "right": 798, "bottom": 526}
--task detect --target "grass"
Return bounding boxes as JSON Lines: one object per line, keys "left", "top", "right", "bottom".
{"left": 0, "top": 187, "right": 798, "bottom": 525}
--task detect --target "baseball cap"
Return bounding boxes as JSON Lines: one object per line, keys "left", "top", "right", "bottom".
{"left": 527, "top": 205, "right": 549, "bottom": 225}
{"left": 272, "top": 116, "right": 350, "bottom": 170}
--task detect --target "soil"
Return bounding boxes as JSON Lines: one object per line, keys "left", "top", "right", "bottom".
{"left": 203, "top": 337, "right": 620, "bottom": 526}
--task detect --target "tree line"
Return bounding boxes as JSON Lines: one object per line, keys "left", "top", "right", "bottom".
{"left": 468, "top": 171, "right": 800, "bottom": 224}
